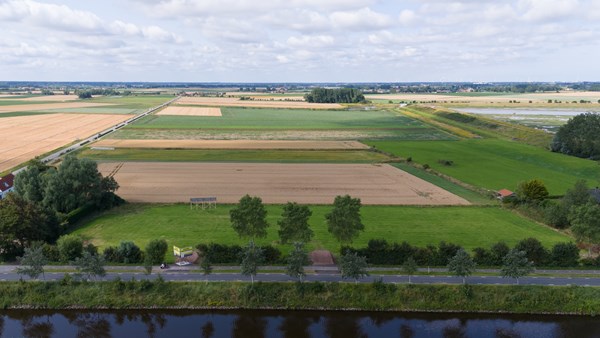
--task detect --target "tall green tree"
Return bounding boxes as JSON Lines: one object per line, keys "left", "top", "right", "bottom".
{"left": 551, "top": 113, "right": 600, "bottom": 159}
{"left": 14, "top": 165, "right": 45, "bottom": 203}
{"left": 286, "top": 242, "right": 310, "bottom": 282}
{"left": 402, "top": 257, "right": 418, "bottom": 284}
{"left": 240, "top": 240, "right": 264, "bottom": 284}
{"left": 447, "top": 249, "right": 476, "bottom": 284}
{"left": 16, "top": 245, "right": 48, "bottom": 280}
{"left": 0, "top": 194, "right": 60, "bottom": 260}
{"left": 230, "top": 195, "right": 269, "bottom": 239}
{"left": 325, "top": 195, "right": 364, "bottom": 244}
{"left": 201, "top": 255, "right": 213, "bottom": 283}
{"left": 339, "top": 252, "right": 369, "bottom": 283}
{"left": 72, "top": 251, "right": 106, "bottom": 281}
{"left": 145, "top": 239, "right": 168, "bottom": 265}
{"left": 516, "top": 179, "right": 549, "bottom": 204}
{"left": 278, "top": 203, "right": 313, "bottom": 244}
{"left": 569, "top": 203, "right": 600, "bottom": 255}
{"left": 501, "top": 249, "right": 534, "bottom": 284}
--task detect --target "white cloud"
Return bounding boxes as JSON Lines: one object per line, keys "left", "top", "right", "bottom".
{"left": 330, "top": 8, "right": 392, "bottom": 30}
{"left": 519, "top": 0, "right": 579, "bottom": 22}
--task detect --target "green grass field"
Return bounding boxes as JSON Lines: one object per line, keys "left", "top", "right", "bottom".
{"left": 88, "top": 95, "right": 173, "bottom": 109}
{"left": 35, "top": 107, "right": 140, "bottom": 114}
{"left": 72, "top": 204, "right": 571, "bottom": 257}
{"left": 368, "top": 139, "right": 600, "bottom": 195}
{"left": 78, "top": 148, "right": 393, "bottom": 163}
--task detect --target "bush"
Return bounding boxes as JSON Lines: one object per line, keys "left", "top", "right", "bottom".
{"left": 514, "top": 238, "right": 549, "bottom": 266}
{"left": 490, "top": 242, "right": 510, "bottom": 266}
{"left": 196, "top": 243, "right": 282, "bottom": 264}
{"left": 550, "top": 242, "right": 580, "bottom": 267}
{"left": 145, "top": 239, "right": 168, "bottom": 265}
{"left": 116, "top": 241, "right": 144, "bottom": 264}
{"left": 56, "top": 235, "right": 84, "bottom": 262}
{"left": 472, "top": 247, "right": 493, "bottom": 266}
{"left": 42, "top": 244, "right": 60, "bottom": 262}
{"left": 435, "top": 241, "right": 463, "bottom": 266}
{"left": 103, "top": 246, "right": 120, "bottom": 263}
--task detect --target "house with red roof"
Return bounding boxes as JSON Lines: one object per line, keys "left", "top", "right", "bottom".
{"left": 496, "top": 189, "right": 515, "bottom": 200}
{"left": 0, "top": 174, "right": 15, "bottom": 200}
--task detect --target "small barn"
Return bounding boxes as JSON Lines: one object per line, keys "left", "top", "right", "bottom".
{"left": 496, "top": 189, "right": 515, "bottom": 201}
{"left": 0, "top": 174, "right": 15, "bottom": 200}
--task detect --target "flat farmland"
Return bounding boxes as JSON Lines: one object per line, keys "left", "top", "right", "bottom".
{"left": 176, "top": 96, "right": 342, "bottom": 109}
{"left": 368, "top": 139, "right": 600, "bottom": 194}
{"left": 97, "top": 162, "right": 469, "bottom": 205}
{"left": 156, "top": 106, "right": 222, "bottom": 116}
{"left": 0, "top": 113, "right": 132, "bottom": 172}
{"left": 120, "top": 107, "right": 454, "bottom": 141}
{"left": 0, "top": 102, "right": 114, "bottom": 113}
{"left": 20, "top": 95, "right": 79, "bottom": 102}
{"left": 91, "top": 139, "right": 370, "bottom": 150}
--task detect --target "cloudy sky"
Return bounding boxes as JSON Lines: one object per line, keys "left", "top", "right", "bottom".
{"left": 1, "top": 0, "right": 598, "bottom": 82}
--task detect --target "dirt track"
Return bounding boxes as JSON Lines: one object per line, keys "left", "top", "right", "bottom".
{"left": 0, "top": 102, "right": 114, "bottom": 113}
{"left": 92, "top": 139, "right": 370, "bottom": 150}
{"left": 98, "top": 162, "right": 469, "bottom": 205}
{"left": 176, "top": 97, "right": 343, "bottom": 109}
{"left": 156, "top": 106, "right": 222, "bottom": 116}
{"left": 0, "top": 114, "right": 132, "bottom": 172}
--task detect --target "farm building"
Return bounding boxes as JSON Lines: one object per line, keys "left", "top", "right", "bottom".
{"left": 590, "top": 188, "right": 600, "bottom": 204}
{"left": 496, "top": 189, "right": 515, "bottom": 200}
{"left": 0, "top": 173, "right": 15, "bottom": 200}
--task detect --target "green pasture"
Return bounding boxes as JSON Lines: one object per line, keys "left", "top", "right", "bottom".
{"left": 88, "top": 95, "right": 173, "bottom": 109}
{"left": 368, "top": 139, "right": 600, "bottom": 195}
{"left": 34, "top": 107, "right": 140, "bottom": 114}
{"left": 0, "top": 100, "right": 56, "bottom": 106}
{"left": 130, "top": 107, "right": 433, "bottom": 130}
{"left": 73, "top": 204, "right": 571, "bottom": 257}
{"left": 78, "top": 148, "right": 392, "bottom": 163}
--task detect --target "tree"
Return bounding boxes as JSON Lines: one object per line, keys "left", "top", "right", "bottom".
{"left": 546, "top": 180, "right": 594, "bottom": 228}
{"left": 550, "top": 242, "right": 580, "bottom": 267}
{"left": 13, "top": 165, "right": 45, "bottom": 203}
{"left": 278, "top": 203, "right": 313, "bottom": 244}
{"left": 490, "top": 242, "right": 510, "bottom": 266}
{"left": 56, "top": 235, "right": 84, "bottom": 263}
{"left": 201, "top": 255, "right": 213, "bottom": 283}
{"left": 240, "top": 240, "right": 264, "bottom": 284}
{"left": 514, "top": 238, "right": 550, "bottom": 266}
{"left": 325, "top": 195, "right": 364, "bottom": 244}
{"left": 116, "top": 241, "right": 144, "bottom": 264}
{"left": 304, "top": 88, "right": 366, "bottom": 103}
{"left": 501, "top": 249, "right": 534, "bottom": 284}
{"left": 339, "top": 252, "right": 369, "bottom": 283}
{"left": 0, "top": 194, "right": 60, "bottom": 260}
{"left": 447, "top": 249, "right": 476, "bottom": 284}
{"left": 551, "top": 113, "right": 600, "bottom": 159}
{"left": 516, "top": 179, "right": 549, "bottom": 203}
{"left": 72, "top": 251, "right": 106, "bottom": 280}
{"left": 145, "top": 239, "right": 168, "bottom": 265}
{"left": 16, "top": 245, "right": 48, "bottom": 280}
{"left": 569, "top": 203, "right": 600, "bottom": 256}
{"left": 230, "top": 195, "right": 269, "bottom": 239}
{"left": 402, "top": 257, "right": 418, "bottom": 284}
{"left": 286, "top": 242, "right": 310, "bottom": 282}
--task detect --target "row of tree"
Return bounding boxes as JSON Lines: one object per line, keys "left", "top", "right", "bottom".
{"left": 304, "top": 88, "right": 367, "bottom": 103}
{"left": 229, "top": 194, "right": 365, "bottom": 245}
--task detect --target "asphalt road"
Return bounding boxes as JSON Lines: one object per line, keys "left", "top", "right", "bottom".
{"left": 1, "top": 270, "right": 599, "bottom": 286}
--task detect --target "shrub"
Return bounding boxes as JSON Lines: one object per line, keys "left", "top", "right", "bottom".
{"left": 514, "top": 238, "right": 550, "bottom": 266}
{"left": 102, "top": 246, "right": 120, "bottom": 263}
{"left": 550, "top": 242, "right": 580, "bottom": 267}
{"left": 145, "top": 239, "right": 168, "bottom": 265}
{"left": 196, "top": 243, "right": 282, "bottom": 264}
{"left": 42, "top": 244, "right": 60, "bottom": 262}
{"left": 56, "top": 235, "right": 84, "bottom": 262}
{"left": 116, "top": 241, "right": 144, "bottom": 264}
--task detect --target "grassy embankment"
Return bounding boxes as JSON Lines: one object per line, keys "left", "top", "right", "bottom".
{"left": 1, "top": 281, "right": 598, "bottom": 315}
{"left": 72, "top": 204, "right": 570, "bottom": 258}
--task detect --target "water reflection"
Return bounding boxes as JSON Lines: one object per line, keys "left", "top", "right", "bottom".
{"left": 0, "top": 310, "right": 599, "bottom": 338}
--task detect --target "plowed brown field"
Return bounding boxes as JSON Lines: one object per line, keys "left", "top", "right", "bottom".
{"left": 176, "top": 97, "right": 343, "bottom": 109}
{"left": 0, "top": 102, "right": 114, "bottom": 113}
{"left": 0, "top": 113, "right": 132, "bottom": 172}
{"left": 156, "top": 107, "right": 222, "bottom": 116}
{"left": 98, "top": 162, "right": 469, "bottom": 205}
{"left": 92, "top": 139, "right": 369, "bottom": 150}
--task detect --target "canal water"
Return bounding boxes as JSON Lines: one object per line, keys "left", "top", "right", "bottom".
{"left": 0, "top": 310, "right": 598, "bottom": 337}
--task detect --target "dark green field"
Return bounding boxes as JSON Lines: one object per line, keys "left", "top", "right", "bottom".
{"left": 369, "top": 139, "right": 600, "bottom": 195}
{"left": 72, "top": 204, "right": 571, "bottom": 256}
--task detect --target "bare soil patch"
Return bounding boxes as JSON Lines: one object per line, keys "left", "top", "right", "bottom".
{"left": 0, "top": 102, "right": 114, "bottom": 113}
{"left": 156, "top": 106, "right": 222, "bottom": 116}
{"left": 92, "top": 139, "right": 369, "bottom": 150}
{"left": 98, "top": 162, "right": 469, "bottom": 205}
{"left": 176, "top": 97, "right": 343, "bottom": 109}
{"left": 0, "top": 113, "right": 132, "bottom": 172}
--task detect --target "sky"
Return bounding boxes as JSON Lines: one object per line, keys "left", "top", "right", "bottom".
{"left": 0, "top": 0, "right": 599, "bottom": 82}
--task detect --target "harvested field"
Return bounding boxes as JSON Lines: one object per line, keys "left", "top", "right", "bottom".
{"left": 156, "top": 106, "right": 222, "bottom": 116}
{"left": 176, "top": 97, "right": 343, "bottom": 109}
{"left": 91, "top": 139, "right": 369, "bottom": 150}
{"left": 20, "top": 95, "right": 79, "bottom": 102}
{"left": 0, "top": 113, "right": 132, "bottom": 172}
{"left": 98, "top": 162, "right": 469, "bottom": 205}
{"left": 0, "top": 102, "right": 114, "bottom": 113}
